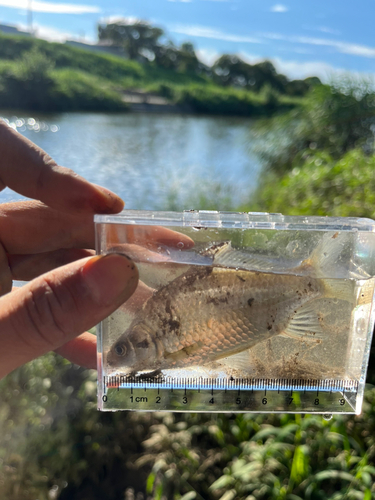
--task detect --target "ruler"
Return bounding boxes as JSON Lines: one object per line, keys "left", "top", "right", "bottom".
{"left": 99, "top": 376, "right": 360, "bottom": 415}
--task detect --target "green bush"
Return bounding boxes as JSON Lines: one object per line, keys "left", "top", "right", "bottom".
{"left": 172, "top": 84, "right": 296, "bottom": 116}
{"left": 250, "top": 149, "right": 375, "bottom": 218}
{"left": 0, "top": 48, "right": 128, "bottom": 111}
{"left": 253, "top": 79, "right": 375, "bottom": 174}
{"left": 0, "top": 47, "right": 56, "bottom": 110}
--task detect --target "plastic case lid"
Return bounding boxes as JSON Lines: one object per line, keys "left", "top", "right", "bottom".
{"left": 94, "top": 210, "right": 375, "bottom": 231}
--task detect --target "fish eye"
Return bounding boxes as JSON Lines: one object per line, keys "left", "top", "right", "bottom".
{"left": 114, "top": 343, "right": 126, "bottom": 357}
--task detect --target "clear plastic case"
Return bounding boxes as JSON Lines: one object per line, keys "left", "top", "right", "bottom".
{"left": 95, "top": 211, "right": 375, "bottom": 414}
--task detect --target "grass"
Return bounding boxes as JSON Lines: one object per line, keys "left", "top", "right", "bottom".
{"left": 0, "top": 33, "right": 208, "bottom": 87}
{"left": 50, "top": 68, "right": 127, "bottom": 111}
{"left": 0, "top": 33, "right": 302, "bottom": 115}
{"left": 0, "top": 44, "right": 128, "bottom": 112}
{"left": 1, "top": 355, "right": 374, "bottom": 500}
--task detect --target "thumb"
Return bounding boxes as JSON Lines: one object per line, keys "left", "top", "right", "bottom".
{"left": 0, "top": 253, "right": 138, "bottom": 378}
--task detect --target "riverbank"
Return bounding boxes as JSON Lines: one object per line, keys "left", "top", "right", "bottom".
{"left": 0, "top": 33, "right": 303, "bottom": 115}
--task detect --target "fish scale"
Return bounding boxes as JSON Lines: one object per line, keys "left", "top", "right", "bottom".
{"left": 107, "top": 265, "right": 327, "bottom": 373}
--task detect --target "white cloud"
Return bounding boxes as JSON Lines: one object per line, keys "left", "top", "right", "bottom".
{"left": 238, "top": 50, "right": 348, "bottom": 81}
{"left": 197, "top": 46, "right": 373, "bottom": 82}
{"left": 0, "top": 0, "right": 100, "bottom": 14}
{"left": 235, "top": 52, "right": 264, "bottom": 66}
{"left": 17, "top": 21, "right": 96, "bottom": 42}
{"left": 173, "top": 23, "right": 375, "bottom": 60}
{"left": 273, "top": 58, "right": 375, "bottom": 83}
{"left": 35, "top": 25, "right": 75, "bottom": 42}
{"left": 196, "top": 46, "right": 343, "bottom": 81}
{"left": 196, "top": 47, "right": 220, "bottom": 66}
{"left": 99, "top": 16, "right": 143, "bottom": 25}
{"left": 287, "top": 47, "right": 313, "bottom": 55}
{"left": 263, "top": 32, "right": 375, "bottom": 59}
{"left": 172, "top": 24, "right": 261, "bottom": 44}
{"left": 302, "top": 24, "right": 340, "bottom": 36}
{"left": 270, "top": 4, "right": 288, "bottom": 13}
{"left": 17, "top": 21, "right": 72, "bottom": 41}
{"left": 317, "top": 26, "right": 340, "bottom": 35}
{"left": 272, "top": 58, "right": 342, "bottom": 81}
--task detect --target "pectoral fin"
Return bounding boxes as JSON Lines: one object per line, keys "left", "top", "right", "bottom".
{"left": 281, "top": 301, "right": 324, "bottom": 343}
{"left": 164, "top": 341, "right": 204, "bottom": 362}
{"left": 217, "top": 349, "right": 253, "bottom": 372}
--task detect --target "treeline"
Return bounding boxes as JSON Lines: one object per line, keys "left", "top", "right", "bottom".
{"left": 99, "top": 19, "right": 321, "bottom": 96}
{"left": 0, "top": 20, "right": 319, "bottom": 114}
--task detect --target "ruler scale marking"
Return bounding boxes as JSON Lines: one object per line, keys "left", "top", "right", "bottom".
{"left": 100, "top": 376, "right": 360, "bottom": 414}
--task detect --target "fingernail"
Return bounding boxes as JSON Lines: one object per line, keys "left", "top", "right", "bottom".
{"left": 92, "top": 186, "right": 125, "bottom": 214}
{"left": 82, "top": 254, "right": 138, "bottom": 306}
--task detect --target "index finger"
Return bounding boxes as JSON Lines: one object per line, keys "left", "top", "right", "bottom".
{"left": 0, "top": 121, "right": 124, "bottom": 214}
{"left": 106, "top": 224, "right": 195, "bottom": 251}
{"left": 0, "top": 201, "right": 195, "bottom": 255}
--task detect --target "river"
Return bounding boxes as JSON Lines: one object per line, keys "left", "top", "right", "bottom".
{"left": 0, "top": 111, "right": 261, "bottom": 210}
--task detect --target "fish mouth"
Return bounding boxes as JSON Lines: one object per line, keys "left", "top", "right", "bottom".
{"left": 105, "top": 352, "right": 116, "bottom": 368}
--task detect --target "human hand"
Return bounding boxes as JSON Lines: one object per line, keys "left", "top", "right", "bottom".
{"left": 0, "top": 121, "right": 192, "bottom": 378}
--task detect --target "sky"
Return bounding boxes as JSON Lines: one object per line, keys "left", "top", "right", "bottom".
{"left": 0, "top": 0, "right": 375, "bottom": 81}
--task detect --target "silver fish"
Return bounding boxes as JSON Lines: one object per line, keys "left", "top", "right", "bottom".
{"left": 107, "top": 238, "right": 353, "bottom": 373}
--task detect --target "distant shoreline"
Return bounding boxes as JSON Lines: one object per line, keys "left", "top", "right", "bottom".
{"left": 0, "top": 33, "right": 305, "bottom": 116}
{"left": 120, "top": 89, "right": 191, "bottom": 114}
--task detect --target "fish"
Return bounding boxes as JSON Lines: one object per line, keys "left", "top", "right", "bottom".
{"left": 106, "top": 233, "right": 354, "bottom": 374}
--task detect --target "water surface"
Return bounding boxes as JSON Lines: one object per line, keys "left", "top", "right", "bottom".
{"left": 0, "top": 111, "right": 260, "bottom": 210}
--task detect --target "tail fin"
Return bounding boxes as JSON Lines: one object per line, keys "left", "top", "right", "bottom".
{"left": 302, "top": 232, "right": 352, "bottom": 279}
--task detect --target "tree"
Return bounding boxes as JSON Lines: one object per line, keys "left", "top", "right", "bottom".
{"left": 98, "top": 20, "right": 204, "bottom": 75}
{"left": 253, "top": 78, "right": 375, "bottom": 174}
{"left": 212, "top": 55, "right": 286, "bottom": 91}
{"left": 284, "top": 76, "right": 321, "bottom": 96}
{"left": 212, "top": 55, "right": 252, "bottom": 87}
{"left": 176, "top": 42, "right": 200, "bottom": 73}
{"left": 98, "top": 20, "right": 164, "bottom": 61}
{"left": 212, "top": 55, "right": 321, "bottom": 95}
